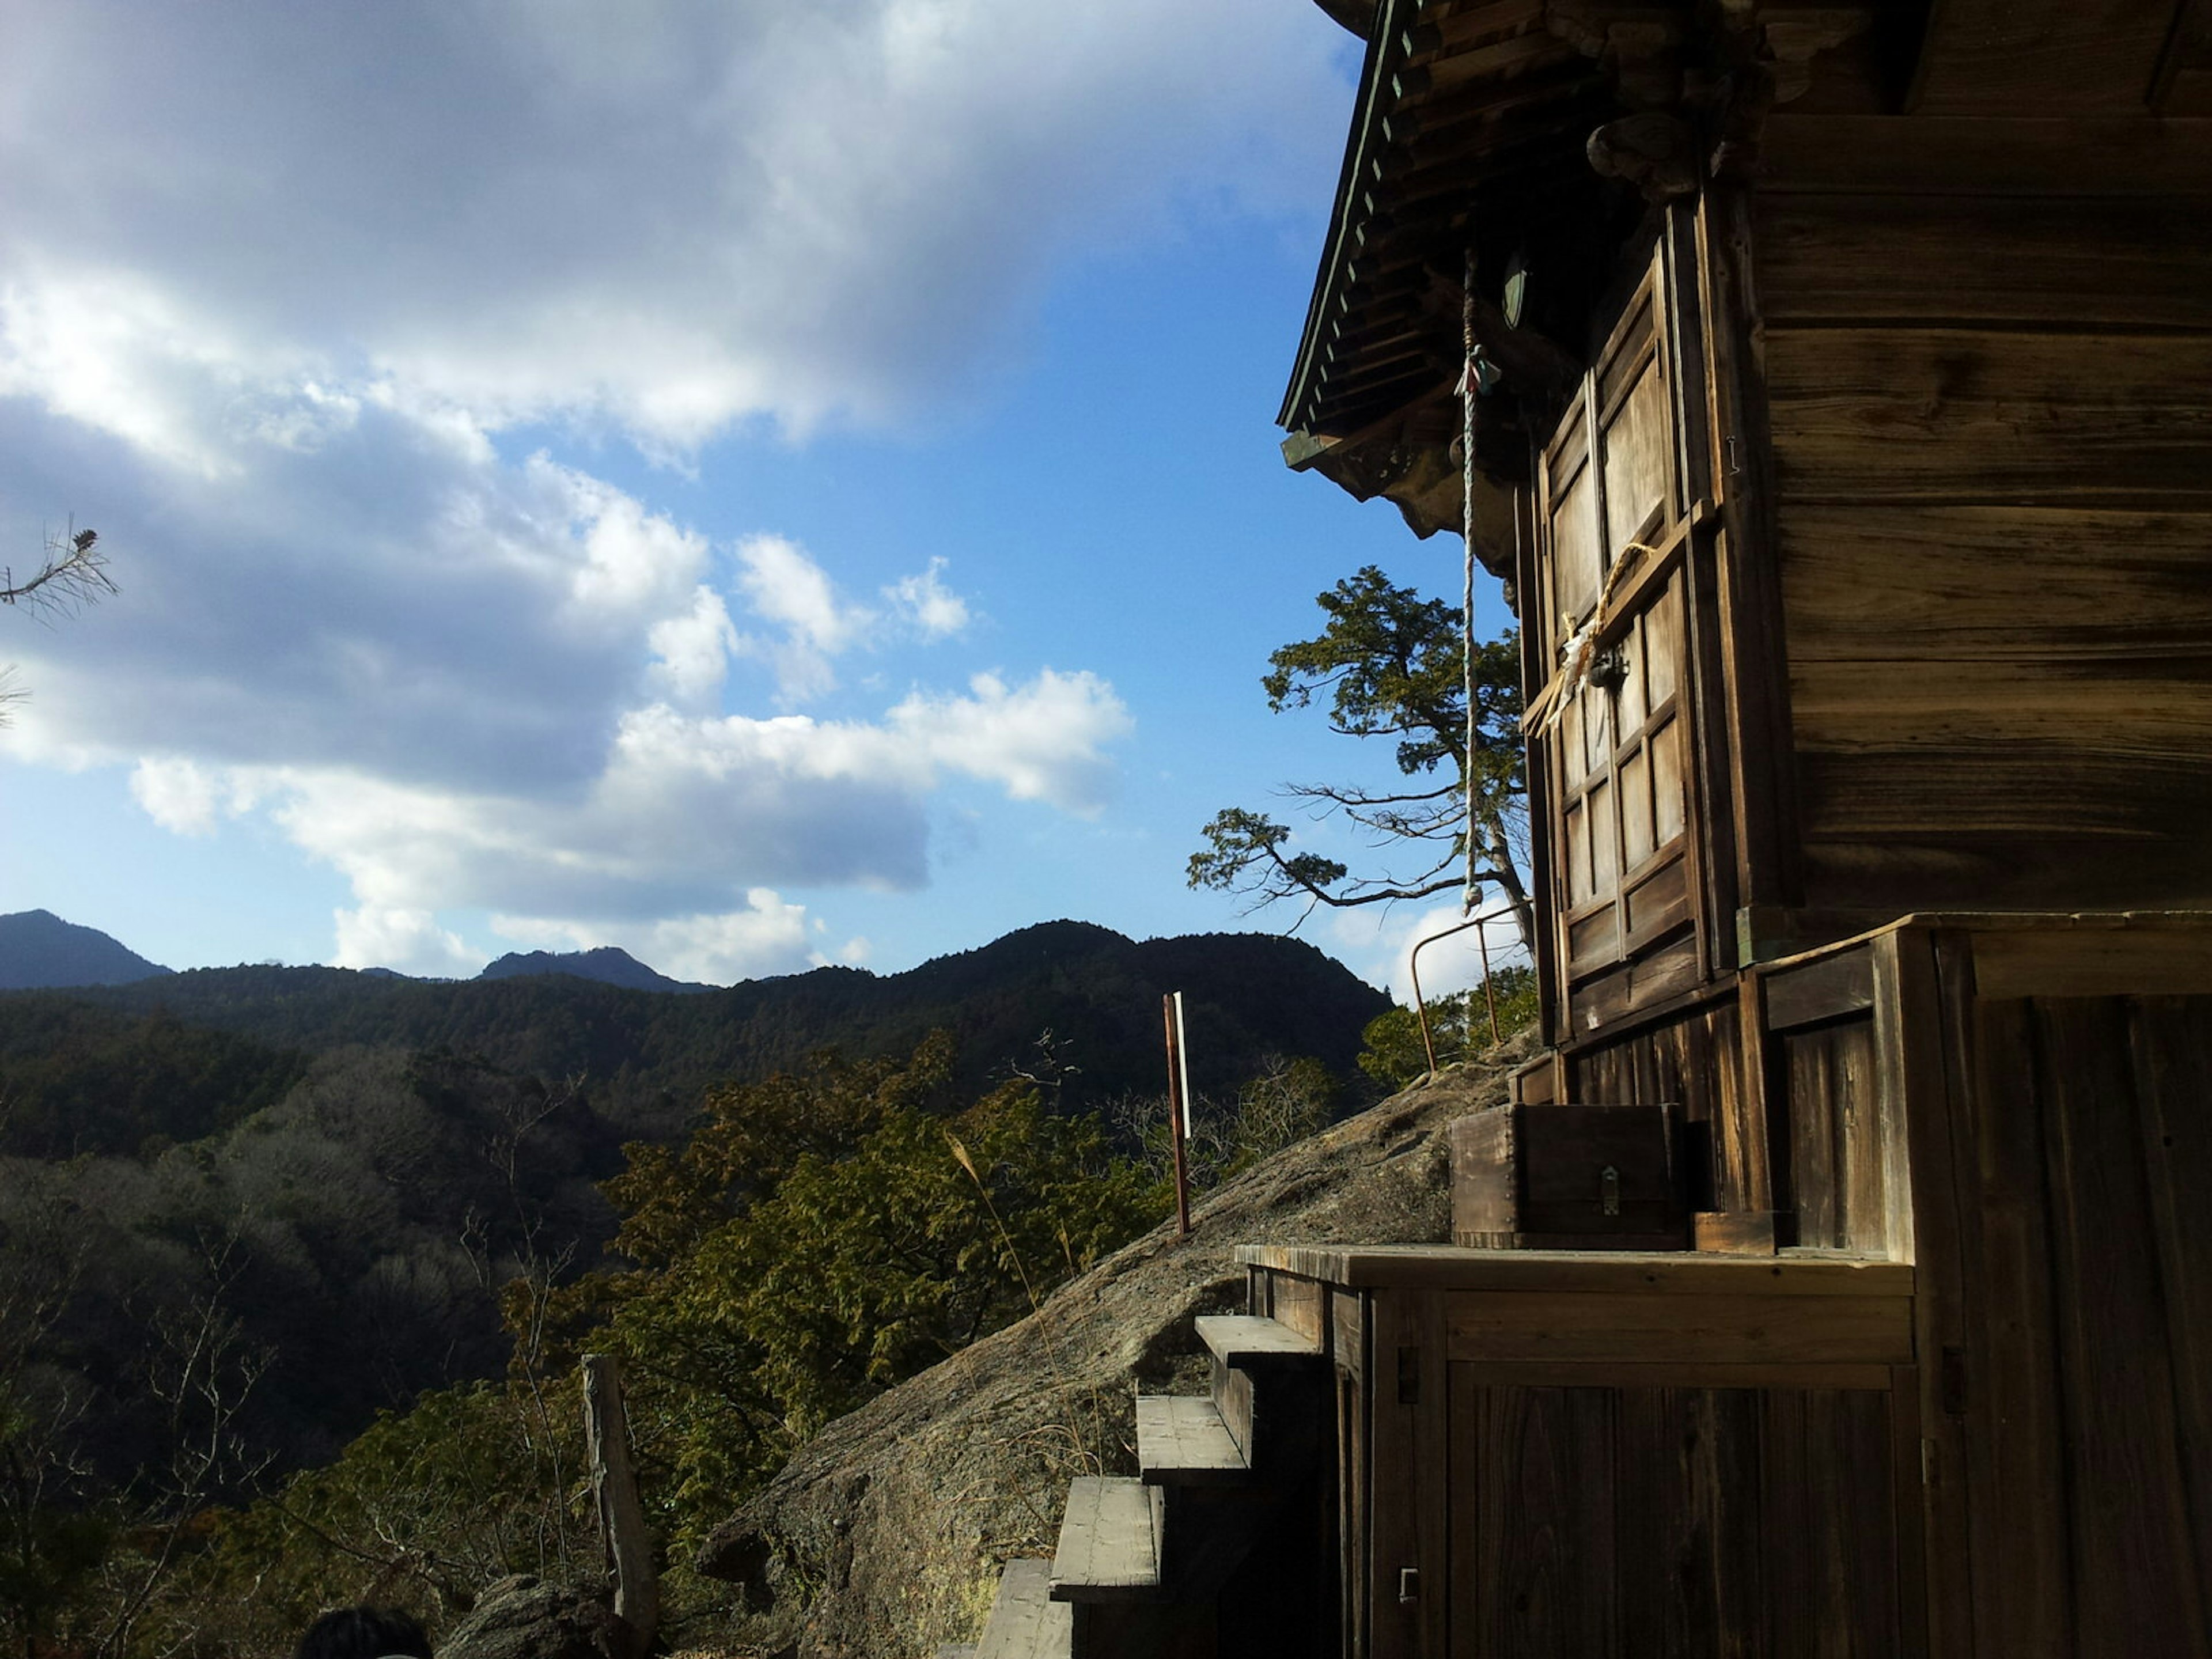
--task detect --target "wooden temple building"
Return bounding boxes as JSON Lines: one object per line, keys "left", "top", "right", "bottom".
{"left": 964, "top": 3, "right": 2212, "bottom": 1655}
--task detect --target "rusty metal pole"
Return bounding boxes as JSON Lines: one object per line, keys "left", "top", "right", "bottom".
{"left": 1163, "top": 993, "right": 1191, "bottom": 1236}
{"left": 1476, "top": 916, "right": 1502, "bottom": 1047}
{"left": 1411, "top": 904, "right": 1516, "bottom": 1074}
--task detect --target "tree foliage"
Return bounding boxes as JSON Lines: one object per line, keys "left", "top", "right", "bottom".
{"left": 1189, "top": 566, "right": 1531, "bottom": 944}
{"left": 564, "top": 1035, "right": 1156, "bottom": 1540}
{"left": 1355, "top": 967, "right": 1539, "bottom": 1092}
{"left": 0, "top": 1011, "right": 1351, "bottom": 1649}
{"left": 6, "top": 920, "right": 1387, "bottom": 1142}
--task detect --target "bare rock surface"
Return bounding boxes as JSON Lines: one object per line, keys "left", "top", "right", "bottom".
{"left": 698, "top": 1050, "right": 1517, "bottom": 1658}
{"left": 438, "top": 1575, "right": 628, "bottom": 1659}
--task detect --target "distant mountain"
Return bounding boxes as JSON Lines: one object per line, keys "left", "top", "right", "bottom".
{"left": 2, "top": 919, "right": 1392, "bottom": 1139}
{"left": 479, "top": 945, "right": 710, "bottom": 994}
{"left": 0, "top": 909, "right": 173, "bottom": 990}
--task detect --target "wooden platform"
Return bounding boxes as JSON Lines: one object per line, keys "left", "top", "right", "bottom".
{"left": 1136, "top": 1395, "right": 1248, "bottom": 1487}
{"left": 1195, "top": 1312, "right": 1324, "bottom": 1366}
{"left": 1049, "top": 1476, "right": 1161, "bottom": 1603}
{"left": 1240, "top": 1241, "right": 1910, "bottom": 1293}
{"left": 975, "top": 1559, "right": 1067, "bottom": 1659}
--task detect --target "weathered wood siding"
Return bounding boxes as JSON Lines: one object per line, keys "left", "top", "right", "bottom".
{"left": 1901, "top": 931, "right": 2212, "bottom": 1657}
{"left": 1564, "top": 995, "right": 1758, "bottom": 1210}
{"left": 1752, "top": 147, "right": 2212, "bottom": 914}
{"left": 1447, "top": 1381, "right": 1907, "bottom": 1658}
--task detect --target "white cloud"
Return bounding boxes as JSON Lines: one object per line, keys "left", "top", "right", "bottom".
{"left": 649, "top": 586, "right": 741, "bottom": 706}
{"left": 0, "top": 1, "right": 1344, "bottom": 448}
{"left": 890, "top": 669, "right": 1132, "bottom": 813}
{"left": 728, "top": 537, "right": 979, "bottom": 703}
{"left": 884, "top": 558, "right": 970, "bottom": 639}
{"left": 491, "top": 891, "right": 813, "bottom": 985}
{"left": 80, "top": 662, "right": 1131, "bottom": 971}
{"left": 0, "top": 0, "right": 1338, "bottom": 973}
{"left": 334, "top": 904, "right": 483, "bottom": 979}
{"left": 733, "top": 533, "right": 872, "bottom": 702}
{"left": 737, "top": 535, "right": 865, "bottom": 657}
{"left": 128, "top": 757, "right": 222, "bottom": 835}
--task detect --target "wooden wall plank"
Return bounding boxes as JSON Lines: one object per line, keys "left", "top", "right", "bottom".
{"left": 1413, "top": 1291, "right": 1449, "bottom": 1659}
{"left": 1782, "top": 1017, "right": 1887, "bottom": 1254}
{"left": 2159, "top": 0, "right": 2212, "bottom": 111}
{"left": 2035, "top": 997, "right": 2211, "bottom": 1654}
{"left": 1779, "top": 506, "right": 2212, "bottom": 662}
{"left": 1789, "top": 656, "right": 2212, "bottom": 754}
{"left": 1766, "top": 329, "right": 2212, "bottom": 507}
{"left": 1612, "top": 1388, "right": 1695, "bottom": 1656}
{"left": 1887, "top": 1368, "right": 1934, "bottom": 1659}
{"left": 1569, "top": 930, "right": 1703, "bottom": 1030}
{"left": 1758, "top": 115, "right": 2212, "bottom": 196}
{"left": 1622, "top": 1388, "right": 1745, "bottom": 1654}
{"left": 1797, "top": 748, "right": 2212, "bottom": 838}
{"left": 2127, "top": 997, "right": 2212, "bottom": 1624}
{"left": 1755, "top": 194, "right": 2212, "bottom": 329}
{"left": 1838, "top": 1389, "right": 1908, "bottom": 1656}
{"left": 1963, "top": 998, "right": 2071, "bottom": 1656}
{"left": 1786, "top": 1025, "right": 1844, "bottom": 1249}
{"left": 1795, "top": 750, "right": 2212, "bottom": 913}
{"left": 1705, "top": 1389, "right": 1769, "bottom": 1653}
{"left": 1766, "top": 946, "right": 1876, "bottom": 1031}
{"left": 1910, "top": 0, "right": 2179, "bottom": 115}
{"left": 1457, "top": 1381, "right": 1619, "bottom": 1658}
{"left": 1972, "top": 929, "right": 2212, "bottom": 999}
{"left": 1835, "top": 1018, "right": 1888, "bottom": 1256}
{"left": 1366, "top": 1291, "right": 1421, "bottom": 1659}
{"left": 1913, "top": 928, "right": 1987, "bottom": 1658}
{"left": 1698, "top": 187, "right": 1805, "bottom": 916}
{"left": 1445, "top": 1290, "right": 1911, "bottom": 1365}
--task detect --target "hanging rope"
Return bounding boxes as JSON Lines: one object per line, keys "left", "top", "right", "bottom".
{"left": 1517, "top": 537, "right": 1664, "bottom": 738}
{"left": 1461, "top": 242, "right": 1480, "bottom": 918}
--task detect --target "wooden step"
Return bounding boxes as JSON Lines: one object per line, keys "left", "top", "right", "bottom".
{"left": 1194, "top": 1313, "right": 1324, "bottom": 1370}
{"left": 1049, "top": 1476, "right": 1162, "bottom": 1603}
{"left": 1198, "top": 1315, "right": 1327, "bottom": 1473}
{"left": 975, "top": 1558, "right": 1070, "bottom": 1659}
{"left": 1136, "top": 1394, "right": 1249, "bottom": 1487}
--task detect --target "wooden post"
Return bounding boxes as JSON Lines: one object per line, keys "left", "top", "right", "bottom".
{"left": 582, "top": 1354, "right": 657, "bottom": 1658}
{"left": 1163, "top": 993, "right": 1191, "bottom": 1236}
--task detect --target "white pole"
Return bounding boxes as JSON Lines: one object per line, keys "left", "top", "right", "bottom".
{"left": 1172, "top": 991, "right": 1193, "bottom": 1139}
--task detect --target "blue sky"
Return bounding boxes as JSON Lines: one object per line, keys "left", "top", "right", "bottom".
{"left": 0, "top": 1, "right": 1516, "bottom": 995}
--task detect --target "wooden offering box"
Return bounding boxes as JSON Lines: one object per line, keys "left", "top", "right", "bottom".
{"left": 1448, "top": 1101, "right": 1687, "bottom": 1251}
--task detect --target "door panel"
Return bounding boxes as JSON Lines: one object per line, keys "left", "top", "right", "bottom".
{"left": 1537, "top": 245, "right": 1703, "bottom": 1003}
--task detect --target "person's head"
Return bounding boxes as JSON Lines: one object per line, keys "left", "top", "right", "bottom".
{"left": 293, "top": 1605, "right": 432, "bottom": 1659}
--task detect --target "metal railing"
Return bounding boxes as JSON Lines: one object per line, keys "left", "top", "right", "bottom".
{"left": 1408, "top": 900, "right": 1521, "bottom": 1076}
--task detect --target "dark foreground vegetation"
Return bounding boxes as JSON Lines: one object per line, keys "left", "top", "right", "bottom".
{"left": 0, "top": 924, "right": 1521, "bottom": 1654}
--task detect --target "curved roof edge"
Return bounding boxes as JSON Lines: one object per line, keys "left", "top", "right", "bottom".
{"left": 1313, "top": 0, "right": 1381, "bottom": 35}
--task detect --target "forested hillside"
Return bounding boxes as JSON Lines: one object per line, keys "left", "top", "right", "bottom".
{"left": 1, "top": 920, "right": 1388, "bottom": 1142}
{"left": 0, "top": 921, "right": 1398, "bottom": 1654}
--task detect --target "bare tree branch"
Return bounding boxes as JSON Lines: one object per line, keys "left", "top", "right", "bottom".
{"left": 2, "top": 522, "right": 115, "bottom": 728}
{"left": 2, "top": 525, "right": 113, "bottom": 615}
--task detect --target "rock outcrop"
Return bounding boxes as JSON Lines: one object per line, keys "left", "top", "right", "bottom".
{"left": 697, "top": 1047, "right": 1520, "bottom": 1657}
{"left": 439, "top": 1575, "right": 628, "bottom": 1659}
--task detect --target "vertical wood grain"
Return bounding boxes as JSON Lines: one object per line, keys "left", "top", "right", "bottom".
{"left": 2128, "top": 997, "right": 2212, "bottom": 1624}
{"left": 2035, "top": 997, "right": 2210, "bottom": 1656}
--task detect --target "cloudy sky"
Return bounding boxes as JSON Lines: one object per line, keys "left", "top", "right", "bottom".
{"left": 0, "top": 0, "right": 1516, "bottom": 995}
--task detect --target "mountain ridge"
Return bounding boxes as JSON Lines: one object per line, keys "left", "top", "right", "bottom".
{"left": 0, "top": 916, "right": 1393, "bottom": 1142}
{"left": 0, "top": 908, "right": 173, "bottom": 989}
{"left": 477, "top": 944, "right": 712, "bottom": 994}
